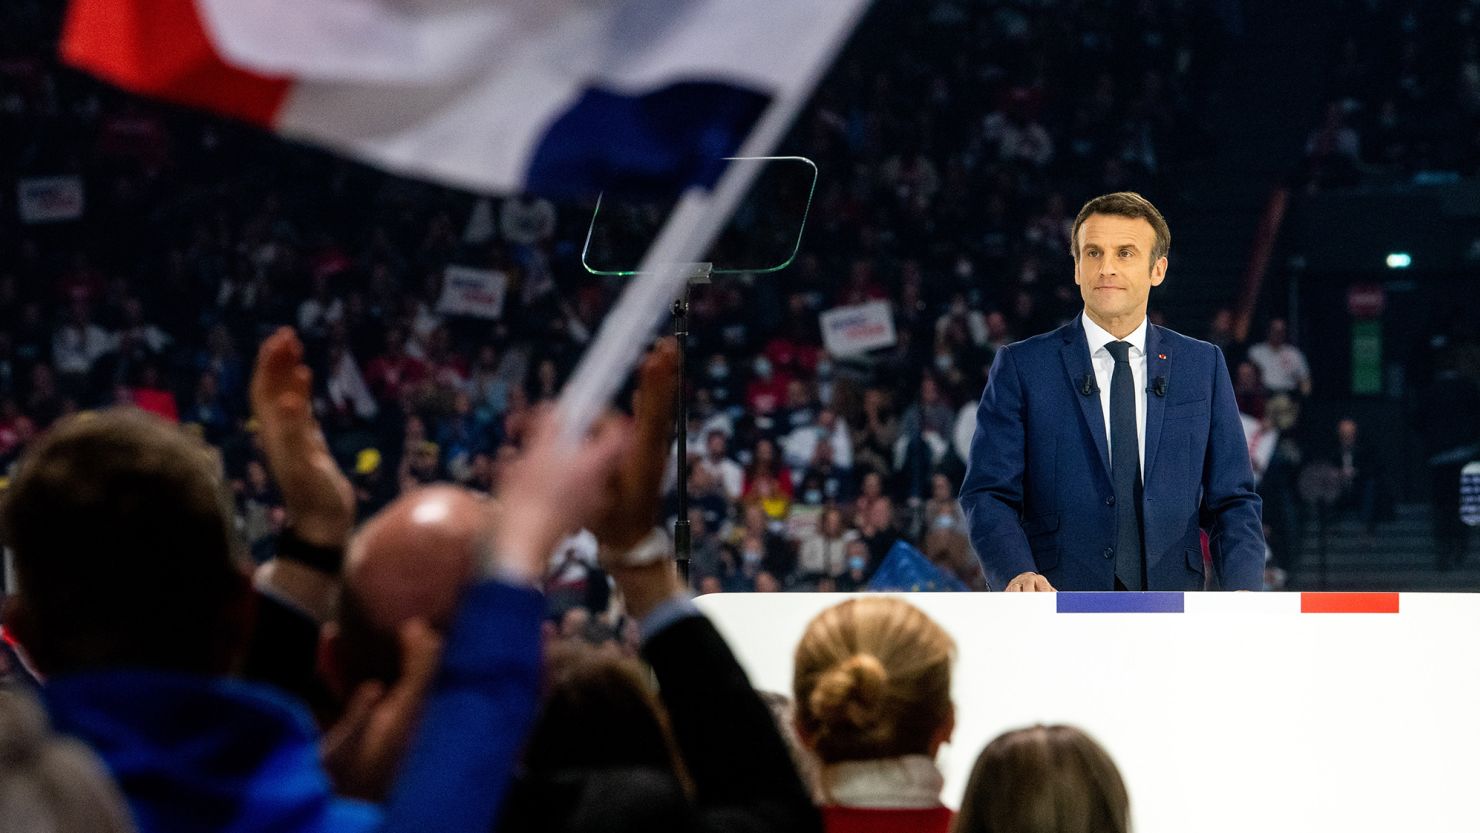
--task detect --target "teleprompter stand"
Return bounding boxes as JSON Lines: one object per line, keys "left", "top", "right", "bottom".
{"left": 669, "top": 263, "right": 712, "bottom": 585}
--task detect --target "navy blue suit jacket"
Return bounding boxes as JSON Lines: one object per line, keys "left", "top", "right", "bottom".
{"left": 959, "top": 316, "right": 1264, "bottom": 591}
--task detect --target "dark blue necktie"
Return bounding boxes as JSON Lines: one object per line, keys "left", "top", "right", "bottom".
{"left": 1106, "top": 340, "right": 1144, "bottom": 590}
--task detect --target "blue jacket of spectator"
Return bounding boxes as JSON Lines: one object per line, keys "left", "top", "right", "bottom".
{"left": 44, "top": 580, "right": 544, "bottom": 833}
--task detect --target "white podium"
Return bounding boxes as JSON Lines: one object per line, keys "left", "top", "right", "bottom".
{"left": 694, "top": 591, "right": 1480, "bottom": 833}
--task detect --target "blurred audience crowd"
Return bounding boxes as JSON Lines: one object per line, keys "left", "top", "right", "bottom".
{"left": 3, "top": 2, "right": 1477, "bottom": 832}
{"left": 0, "top": 328, "right": 1132, "bottom": 833}
{"left": 0, "top": 0, "right": 1231, "bottom": 607}
{"left": 1304, "top": 0, "right": 1480, "bottom": 188}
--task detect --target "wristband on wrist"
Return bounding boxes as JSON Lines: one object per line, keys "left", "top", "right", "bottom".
{"left": 598, "top": 527, "right": 672, "bottom": 568}
{"left": 276, "top": 527, "right": 345, "bottom": 574}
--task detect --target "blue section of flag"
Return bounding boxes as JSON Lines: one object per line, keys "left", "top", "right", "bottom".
{"left": 1056, "top": 592, "right": 1185, "bottom": 613}
{"left": 867, "top": 541, "right": 969, "bottom": 593}
{"left": 525, "top": 81, "right": 771, "bottom": 200}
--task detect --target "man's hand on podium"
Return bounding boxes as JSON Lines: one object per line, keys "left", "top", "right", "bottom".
{"left": 1005, "top": 572, "right": 1056, "bottom": 592}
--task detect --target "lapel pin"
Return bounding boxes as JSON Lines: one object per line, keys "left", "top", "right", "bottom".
{"left": 1157, "top": 353, "right": 1166, "bottom": 360}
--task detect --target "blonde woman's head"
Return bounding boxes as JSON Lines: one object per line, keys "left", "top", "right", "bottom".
{"left": 792, "top": 597, "right": 955, "bottom": 763}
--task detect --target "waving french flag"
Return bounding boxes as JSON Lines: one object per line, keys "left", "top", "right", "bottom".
{"left": 62, "top": 0, "right": 868, "bottom": 199}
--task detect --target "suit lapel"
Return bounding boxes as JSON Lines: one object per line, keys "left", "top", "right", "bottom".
{"left": 1143, "top": 325, "right": 1171, "bottom": 481}
{"left": 1061, "top": 318, "right": 1111, "bottom": 481}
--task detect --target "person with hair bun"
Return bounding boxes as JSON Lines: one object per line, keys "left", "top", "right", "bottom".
{"left": 793, "top": 597, "right": 956, "bottom": 833}
{"left": 952, "top": 724, "right": 1130, "bottom": 833}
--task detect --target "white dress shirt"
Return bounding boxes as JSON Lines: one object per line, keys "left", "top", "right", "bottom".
{"left": 1246, "top": 341, "right": 1311, "bottom": 393}
{"left": 1240, "top": 412, "right": 1277, "bottom": 485}
{"left": 1081, "top": 314, "right": 1147, "bottom": 474}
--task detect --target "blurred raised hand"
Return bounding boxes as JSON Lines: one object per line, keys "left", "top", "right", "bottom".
{"left": 588, "top": 337, "right": 679, "bottom": 550}
{"left": 251, "top": 326, "right": 355, "bottom": 547}
{"left": 586, "top": 338, "right": 688, "bottom": 620}
{"left": 321, "top": 619, "right": 443, "bottom": 801}
{"left": 490, "top": 408, "right": 632, "bottom": 583}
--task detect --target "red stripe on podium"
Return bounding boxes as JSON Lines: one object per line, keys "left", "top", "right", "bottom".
{"left": 1300, "top": 593, "right": 1399, "bottom": 614}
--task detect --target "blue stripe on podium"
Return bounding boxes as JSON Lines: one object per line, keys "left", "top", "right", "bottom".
{"left": 1057, "top": 593, "right": 1185, "bottom": 613}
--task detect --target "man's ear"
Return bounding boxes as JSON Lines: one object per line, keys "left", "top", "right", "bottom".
{"left": 318, "top": 621, "right": 348, "bottom": 702}
{"left": 1150, "top": 255, "right": 1168, "bottom": 287}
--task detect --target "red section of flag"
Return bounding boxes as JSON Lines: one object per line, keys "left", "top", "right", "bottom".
{"left": 1300, "top": 593, "right": 1400, "bottom": 614}
{"left": 60, "top": 0, "right": 290, "bottom": 126}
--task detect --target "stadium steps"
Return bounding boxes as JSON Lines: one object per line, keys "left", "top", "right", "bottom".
{"left": 1157, "top": 0, "right": 1333, "bottom": 335}
{"left": 1288, "top": 503, "right": 1480, "bottom": 592}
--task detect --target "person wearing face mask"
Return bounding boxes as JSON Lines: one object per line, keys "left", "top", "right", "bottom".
{"left": 835, "top": 541, "right": 875, "bottom": 592}
{"left": 814, "top": 358, "right": 836, "bottom": 409}
{"left": 701, "top": 353, "right": 738, "bottom": 412}
{"left": 728, "top": 504, "right": 797, "bottom": 584}
{"left": 796, "top": 472, "right": 829, "bottom": 508}
{"left": 746, "top": 356, "right": 792, "bottom": 418}
{"left": 725, "top": 534, "right": 793, "bottom": 592}
{"left": 923, "top": 473, "right": 980, "bottom": 588}
{"left": 924, "top": 473, "right": 966, "bottom": 534}
{"left": 798, "top": 507, "right": 855, "bottom": 582}
{"left": 801, "top": 440, "right": 855, "bottom": 506}
{"left": 930, "top": 340, "right": 966, "bottom": 394}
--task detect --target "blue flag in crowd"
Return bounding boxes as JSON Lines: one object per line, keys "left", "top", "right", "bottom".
{"left": 867, "top": 541, "right": 968, "bottom": 592}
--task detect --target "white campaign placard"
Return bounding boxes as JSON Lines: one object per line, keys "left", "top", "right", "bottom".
{"left": 436, "top": 265, "right": 507, "bottom": 320}
{"left": 17, "top": 175, "right": 85, "bottom": 223}
{"left": 694, "top": 592, "right": 1480, "bottom": 833}
{"left": 819, "top": 300, "right": 896, "bottom": 356}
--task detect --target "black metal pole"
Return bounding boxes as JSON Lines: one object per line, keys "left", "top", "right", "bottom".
{"left": 1318, "top": 505, "right": 1329, "bottom": 591}
{"left": 672, "top": 284, "right": 691, "bottom": 585}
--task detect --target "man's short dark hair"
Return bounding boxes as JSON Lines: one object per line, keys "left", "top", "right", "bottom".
{"left": 1070, "top": 192, "right": 1171, "bottom": 264}
{"left": 1, "top": 409, "right": 245, "bottom": 675}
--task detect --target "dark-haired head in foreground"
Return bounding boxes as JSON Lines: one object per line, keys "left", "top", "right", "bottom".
{"left": 1, "top": 409, "right": 249, "bottom": 676}
{"left": 953, "top": 724, "right": 1130, "bottom": 833}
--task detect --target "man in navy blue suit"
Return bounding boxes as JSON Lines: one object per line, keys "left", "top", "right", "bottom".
{"left": 960, "top": 192, "right": 1264, "bottom": 591}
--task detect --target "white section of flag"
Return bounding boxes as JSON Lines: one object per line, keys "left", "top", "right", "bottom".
{"left": 552, "top": 0, "right": 869, "bottom": 442}
{"left": 195, "top": 0, "right": 869, "bottom": 194}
